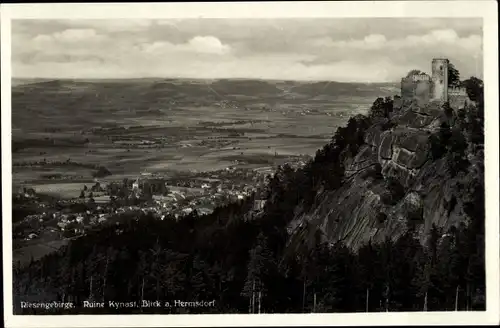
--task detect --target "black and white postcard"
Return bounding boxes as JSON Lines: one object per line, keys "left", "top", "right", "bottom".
{"left": 1, "top": 1, "right": 499, "bottom": 327}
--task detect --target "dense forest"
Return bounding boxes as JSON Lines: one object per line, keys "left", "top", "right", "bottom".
{"left": 13, "top": 77, "right": 485, "bottom": 314}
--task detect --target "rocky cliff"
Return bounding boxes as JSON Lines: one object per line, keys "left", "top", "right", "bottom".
{"left": 288, "top": 97, "right": 483, "bottom": 251}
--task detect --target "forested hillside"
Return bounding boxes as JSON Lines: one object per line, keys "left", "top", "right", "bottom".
{"left": 13, "top": 78, "right": 485, "bottom": 314}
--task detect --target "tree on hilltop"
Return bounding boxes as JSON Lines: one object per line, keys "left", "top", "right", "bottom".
{"left": 369, "top": 97, "right": 393, "bottom": 120}
{"left": 462, "top": 77, "right": 484, "bottom": 102}
{"left": 448, "top": 63, "right": 461, "bottom": 87}
{"left": 406, "top": 70, "right": 424, "bottom": 77}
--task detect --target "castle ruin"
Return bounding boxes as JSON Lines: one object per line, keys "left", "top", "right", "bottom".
{"left": 400, "top": 58, "right": 469, "bottom": 108}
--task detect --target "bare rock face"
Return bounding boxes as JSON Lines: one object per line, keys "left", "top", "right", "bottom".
{"left": 375, "top": 128, "right": 430, "bottom": 188}
{"left": 288, "top": 99, "right": 482, "bottom": 250}
{"left": 364, "top": 125, "right": 385, "bottom": 148}
{"left": 295, "top": 173, "right": 388, "bottom": 250}
{"left": 345, "top": 145, "right": 378, "bottom": 176}
{"left": 397, "top": 110, "right": 435, "bottom": 128}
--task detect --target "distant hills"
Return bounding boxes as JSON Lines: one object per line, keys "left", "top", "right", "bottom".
{"left": 12, "top": 77, "right": 399, "bottom": 99}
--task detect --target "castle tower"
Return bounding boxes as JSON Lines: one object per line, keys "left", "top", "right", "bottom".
{"left": 431, "top": 58, "right": 449, "bottom": 102}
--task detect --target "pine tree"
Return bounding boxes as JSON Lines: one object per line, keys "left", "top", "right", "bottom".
{"left": 357, "top": 241, "right": 382, "bottom": 312}
{"left": 388, "top": 232, "right": 421, "bottom": 311}
{"left": 242, "top": 232, "right": 275, "bottom": 312}
{"left": 315, "top": 242, "right": 355, "bottom": 312}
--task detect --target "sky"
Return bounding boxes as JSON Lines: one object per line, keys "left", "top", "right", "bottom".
{"left": 12, "top": 18, "right": 483, "bottom": 82}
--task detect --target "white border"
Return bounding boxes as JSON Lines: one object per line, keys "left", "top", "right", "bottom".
{"left": 1, "top": 1, "right": 499, "bottom": 327}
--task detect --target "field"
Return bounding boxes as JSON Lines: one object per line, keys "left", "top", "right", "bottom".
{"left": 26, "top": 183, "right": 88, "bottom": 199}
{"left": 12, "top": 78, "right": 398, "bottom": 191}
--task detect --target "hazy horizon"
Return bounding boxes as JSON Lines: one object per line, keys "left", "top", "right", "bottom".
{"left": 11, "top": 76, "right": 400, "bottom": 84}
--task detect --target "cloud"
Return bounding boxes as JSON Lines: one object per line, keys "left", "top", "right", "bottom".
{"left": 33, "top": 28, "right": 107, "bottom": 44}
{"left": 303, "top": 28, "right": 483, "bottom": 79}
{"left": 311, "top": 34, "right": 387, "bottom": 50}
{"left": 141, "top": 36, "right": 231, "bottom": 56}
{"left": 12, "top": 51, "right": 399, "bottom": 82}
{"left": 13, "top": 28, "right": 110, "bottom": 63}
{"left": 314, "top": 29, "right": 482, "bottom": 52}
{"left": 401, "top": 29, "right": 482, "bottom": 51}
{"left": 11, "top": 19, "right": 483, "bottom": 81}
{"left": 187, "top": 36, "right": 231, "bottom": 54}
{"left": 72, "top": 20, "right": 154, "bottom": 32}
